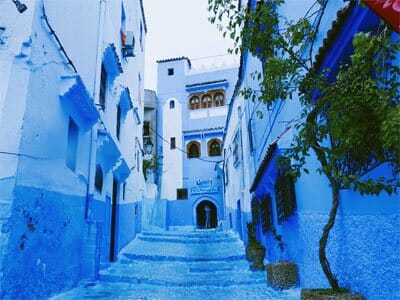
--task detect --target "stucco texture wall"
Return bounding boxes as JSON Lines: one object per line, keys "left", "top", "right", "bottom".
{"left": 278, "top": 212, "right": 400, "bottom": 300}
{"left": 1, "top": 186, "right": 85, "bottom": 299}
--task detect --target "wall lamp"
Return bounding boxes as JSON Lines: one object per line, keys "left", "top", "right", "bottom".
{"left": 11, "top": 0, "right": 27, "bottom": 13}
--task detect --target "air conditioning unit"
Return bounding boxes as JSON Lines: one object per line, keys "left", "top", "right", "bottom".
{"left": 122, "top": 31, "right": 135, "bottom": 57}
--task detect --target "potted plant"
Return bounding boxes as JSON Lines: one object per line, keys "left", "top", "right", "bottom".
{"left": 245, "top": 222, "right": 266, "bottom": 271}
{"left": 301, "top": 289, "right": 365, "bottom": 300}
{"left": 266, "top": 228, "right": 299, "bottom": 290}
{"left": 142, "top": 154, "right": 158, "bottom": 182}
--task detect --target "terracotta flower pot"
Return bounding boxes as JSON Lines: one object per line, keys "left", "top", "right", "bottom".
{"left": 266, "top": 261, "right": 299, "bottom": 290}
{"left": 301, "top": 288, "right": 365, "bottom": 300}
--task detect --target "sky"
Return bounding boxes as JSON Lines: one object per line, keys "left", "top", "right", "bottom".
{"left": 143, "top": 0, "right": 238, "bottom": 91}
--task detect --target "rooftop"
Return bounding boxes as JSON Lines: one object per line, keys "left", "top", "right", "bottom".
{"left": 156, "top": 57, "right": 192, "bottom": 69}
{"left": 185, "top": 79, "right": 228, "bottom": 88}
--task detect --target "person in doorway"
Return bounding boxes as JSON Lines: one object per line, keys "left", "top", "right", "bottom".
{"left": 205, "top": 204, "right": 211, "bottom": 229}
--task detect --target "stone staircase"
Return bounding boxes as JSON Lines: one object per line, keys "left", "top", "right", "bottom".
{"left": 52, "top": 228, "right": 300, "bottom": 299}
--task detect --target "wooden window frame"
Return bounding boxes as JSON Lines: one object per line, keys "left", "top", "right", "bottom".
{"left": 208, "top": 139, "right": 222, "bottom": 156}
{"left": 187, "top": 141, "right": 201, "bottom": 158}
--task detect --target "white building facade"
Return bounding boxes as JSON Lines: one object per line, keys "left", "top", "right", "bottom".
{"left": 0, "top": 0, "right": 146, "bottom": 298}
{"left": 156, "top": 57, "right": 237, "bottom": 229}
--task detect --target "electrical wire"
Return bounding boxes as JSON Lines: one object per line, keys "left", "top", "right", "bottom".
{"left": 0, "top": 151, "right": 49, "bottom": 160}
{"left": 149, "top": 126, "right": 223, "bottom": 164}
{"left": 189, "top": 53, "right": 238, "bottom": 61}
{"left": 41, "top": 1, "right": 77, "bottom": 73}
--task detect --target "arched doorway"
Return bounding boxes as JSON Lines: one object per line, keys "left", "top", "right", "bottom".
{"left": 196, "top": 200, "right": 217, "bottom": 229}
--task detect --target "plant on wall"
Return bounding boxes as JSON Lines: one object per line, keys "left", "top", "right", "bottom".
{"left": 143, "top": 154, "right": 158, "bottom": 180}
{"left": 209, "top": 0, "right": 399, "bottom": 292}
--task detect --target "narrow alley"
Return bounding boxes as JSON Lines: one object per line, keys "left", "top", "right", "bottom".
{"left": 0, "top": 0, "right": 399, "bottom": 299}
{"left": 52, "top": 228, "right": 300, "bottom": 299}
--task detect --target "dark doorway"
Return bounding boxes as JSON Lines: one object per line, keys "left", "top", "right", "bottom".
{"left": 109, "top": 178, "right": 119, "bottom": 262}
{"left": 236, "top": 199, "right": 243, "bottom": 239}
{"left": 196, "top": 200, "right": 217, "bottom": 229}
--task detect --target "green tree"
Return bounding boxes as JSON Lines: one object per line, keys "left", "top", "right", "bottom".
{"left": 209, "top": 0, "right": 400, "bottom": 289}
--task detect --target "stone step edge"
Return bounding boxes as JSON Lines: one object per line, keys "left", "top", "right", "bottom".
{"left": 140, "top": 232, "right": 235, "bottom": 239}
{"left": 122, "top": 253, "right": 247, "bottom": 262}
{"left": 117, "top": 258, "right": 251, "bottom": 268}
{"left": 98, "top": 274, "right": 266, "bottom": 287}
{"left": 137, "top": 236, "right": 239, "bottom": 244}
{"left": 104, "top": 262, "right": 255, "bottom": 273}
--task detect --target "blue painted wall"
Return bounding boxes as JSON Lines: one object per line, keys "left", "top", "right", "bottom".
{"left": 223, "top": 1, "right": 400, "bottom": 299}
{"left": 1, "top": 186, "right": 85, "bottom": 298}
{"left": 117, "top": 202, "right": 141, "bottom": 252}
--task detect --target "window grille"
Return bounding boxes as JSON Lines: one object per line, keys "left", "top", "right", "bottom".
{"left": 214, "top": 92, "right": 225, "bottom": 106}
{"left": 251, "top": 195, "right": 260, "bottom": 225}
{"left": 188, "top": 90, "right": 225, "bottom": 110}
{"left": 274, "top": 169, "right": 296, "bottom": 224}
{"left": 189, "top": 96, "right": 200, "bottom": 110}
{"left": 260, "top": 194, "right": 273, "bottom": 233}
{"left": 209, "top": 139, "right": 221, "bottom": 156}
{"left": 201, "top": 94, "right": 212, "bottom": 108}
{"left": 188, "top": 142, "right": 200, "bottom": 158}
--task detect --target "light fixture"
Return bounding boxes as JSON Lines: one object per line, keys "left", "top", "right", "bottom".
{"left": 11, "top": 0, "right": 27, "bottom": 13}
{"left": 144, "top": 139, "right": 153, "bottom": 155}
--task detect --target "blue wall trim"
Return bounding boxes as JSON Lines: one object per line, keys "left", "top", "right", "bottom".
{"left": 185, "top": 81, "right": 229, "bottom": 93}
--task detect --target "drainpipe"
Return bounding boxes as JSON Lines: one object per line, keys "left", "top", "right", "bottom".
{"left": 85, "top": 0, "right": 106, "bottom": 219}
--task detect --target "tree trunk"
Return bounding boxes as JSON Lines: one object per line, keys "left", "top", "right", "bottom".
{"left": 312, "top": 143, "right": 340, "bottom": 290}
{"left": 319, "top": 179, "right": 340, "bottom": 290}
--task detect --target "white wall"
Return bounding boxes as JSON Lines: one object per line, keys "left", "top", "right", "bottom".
{"left": 161, "top": 97, "right": 182, "bottom": 200}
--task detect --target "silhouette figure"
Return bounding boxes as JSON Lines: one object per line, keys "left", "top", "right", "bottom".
{"left": 205, "top": 205, "right": 211, "bottom": 229}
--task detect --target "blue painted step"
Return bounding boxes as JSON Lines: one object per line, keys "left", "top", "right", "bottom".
{"left": 141, "top": 230, "right": 233, "bottom": 238}
{"left": 122, "top": 252, "right": 246, "bottom": 262}
{"left": 137, "top": 235, "right": 238, "bottom": 244}
{"left": 98, "top": 274, "right": 266, "bottom": 287}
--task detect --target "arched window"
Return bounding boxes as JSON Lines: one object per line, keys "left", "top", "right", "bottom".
{"left": 208, "top": 139, "right": 221, "bottom": 156}
{"left": 201, "top": 94, "right": 212, "bottom": 108}
{"left": 95, "top": 165, "right": 103, "bottom": 192}
{"left": 187, "top": 141, "right": 201, "bottom": 158}
{"left": 189, "top": 96, "right": 200, "bottom": 110}
{"left": 214, "top": 92, "right": 225, "bottom": 107}
{"left": 169, "top": 100, "right": 175, "bottom": 109}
